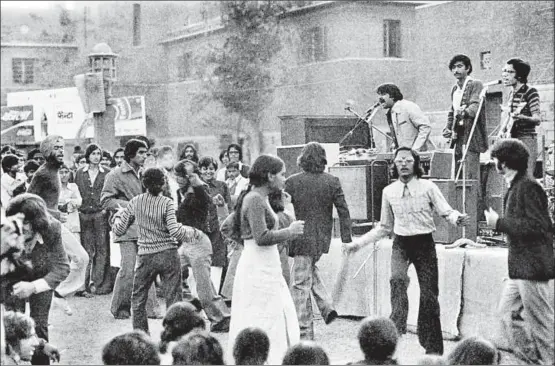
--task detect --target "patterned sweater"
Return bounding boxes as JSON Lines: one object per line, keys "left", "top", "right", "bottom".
{"left": 112, "top": 193, "right": 199, "bottom": 255}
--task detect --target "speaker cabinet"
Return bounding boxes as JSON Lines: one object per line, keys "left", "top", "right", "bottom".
{"left": 329, "top": 163, "right": 389, "bottom": 221}
{"left": 431, "top": 179, "right": 478, "bottom": 244}
{"left": 279, "top": 115, "right": 361, "bottom": 146}
{"left": 277, "top": 145, "right": 305, "bottom": 178}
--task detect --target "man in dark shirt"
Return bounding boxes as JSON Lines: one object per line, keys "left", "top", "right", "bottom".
{"left": 285, "top": 142, "right": 352, "bottom": 340}
{"left": 484, "top": 139, "right": 554, "bottom": 365}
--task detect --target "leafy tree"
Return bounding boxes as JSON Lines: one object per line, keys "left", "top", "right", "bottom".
{"left": 194, "top": 1, "right": 287, "bottom": 157}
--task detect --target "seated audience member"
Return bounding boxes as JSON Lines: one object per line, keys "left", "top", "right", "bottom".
{"left": 3, "top": 311, "right": 41, "bottom": 365}
{"left": 171, "top": 330, "right": 224, "bottom": 365}
{"left": 351, "top": 317, "right": 399, "bottom": 365}
{"left": 446, "top": 336, "right": 500, "bottom": 365}
{"left": 102, "top": 330, "right": 161, "bottom": 365}
{"left": 233, "top": 327, "right": 270, "bottom": 365}
{"left": 416, "top": 354, "right": 446, "bottom": 365}
{"left": 159, "top": 301, "right": 206, "bottom": 365}
{"left": 282, "top": 341, "right": 330, "bottom": 365}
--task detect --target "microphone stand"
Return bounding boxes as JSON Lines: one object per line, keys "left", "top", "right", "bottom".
{"left": 342, "top": 106, "right": 390, "bottom": 148}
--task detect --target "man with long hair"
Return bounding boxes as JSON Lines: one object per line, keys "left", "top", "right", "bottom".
{"left": 345, "top": 146, "right": 468, "bottom": 355}
{"left": 285, "top": 141, "right": 352, "bottom": 340}
{"left": 485, "top": 138, "right": 554, "bottom": 364}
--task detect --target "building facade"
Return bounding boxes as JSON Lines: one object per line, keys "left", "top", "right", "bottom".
{"left": 1, "top": 1, "right": 553, "bottom": 160}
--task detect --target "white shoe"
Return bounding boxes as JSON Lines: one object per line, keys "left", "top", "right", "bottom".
{"left": 53, "top": 296, "right": 73, "bottom": 316}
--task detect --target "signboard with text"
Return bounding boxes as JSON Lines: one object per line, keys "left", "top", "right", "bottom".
{"left": 0, "top": 105, "right": 36, "bottom": 144}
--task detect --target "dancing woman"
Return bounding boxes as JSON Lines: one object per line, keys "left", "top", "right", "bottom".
{"left": 227, "top": 154, "right": 305, "bottom": 364}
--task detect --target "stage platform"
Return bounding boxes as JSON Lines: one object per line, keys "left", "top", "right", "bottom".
{"left": 314, "top": 238, "right": 554, "bottom": 351}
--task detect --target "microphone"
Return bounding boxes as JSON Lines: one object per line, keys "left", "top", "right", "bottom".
{"left": 364, "top": 102, "right": 381, "bottom": 115}
{"left": 484, "top": 79, "right": 502, "bottom": 87}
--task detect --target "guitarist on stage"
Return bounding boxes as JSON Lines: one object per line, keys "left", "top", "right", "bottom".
{"left": 442, "top": 54, "right": 488, "bottom": 184}
{"left": 501, "top": 58, "right": 542, "bottom": 177}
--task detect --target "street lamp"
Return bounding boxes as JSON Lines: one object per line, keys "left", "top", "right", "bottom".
{"left": 87, "top": 42, "right": 117, "bottom": 102}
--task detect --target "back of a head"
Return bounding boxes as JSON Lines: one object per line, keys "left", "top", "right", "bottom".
{"left": 233, "top": 327, "right": 270, "bottom": 365}
{"left": 358, "top": 317, "right": 399, "bottom": 362}
{"left": 171, "top": 330, "right": 224, "bottom": 365}
{"left": 297, "top": 141, "right": 327, "bottom": 173}
{"left": 142, "top": 167, "right": 166, "bottom": 195}
{"left": 447, "top": 336, "right": 499, "bottom": 365}
{"left": 282, "top": 341, "right": 330, "bottom": 365}
{"left": 102, "top": 330, "right": 160, "bottom": 365}
{"left": 416, "top": 354, "right": 446, "bottom": 365}
{"left": 160, "top": 302, "right": 206, "bottom": 353}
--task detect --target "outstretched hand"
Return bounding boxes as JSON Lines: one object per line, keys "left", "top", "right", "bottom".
{"left": 456, "top": 213, "right": 469, "bottom": 227}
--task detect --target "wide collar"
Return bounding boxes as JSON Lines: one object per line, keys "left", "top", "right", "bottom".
{"left": 82, "top": 164, "right": 107, "bottom": 174}
{"left": 25, "top": 232, "right": 44, "bottom": 254}
{"left": 120, "top": 161, "right": 143, "bottom": 177}
{"left": 393, "top": 176, "right": 419, "bottom": 197}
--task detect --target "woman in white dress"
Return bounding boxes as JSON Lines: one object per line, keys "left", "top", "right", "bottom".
{"left": 227, "top": 154, "right": 305, "bottom": 364}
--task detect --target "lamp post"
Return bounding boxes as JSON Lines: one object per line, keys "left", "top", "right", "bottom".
{"left": 88, "top": 42, "right": 119, "bottom": 152}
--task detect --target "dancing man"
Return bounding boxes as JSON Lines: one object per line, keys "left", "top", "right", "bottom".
{"left": 501, "top": 58, "right": 542, "bottom": 177}
{"left": 285, "top": 142, "right": 352, "bottom": 340}
{"left": 344, "top": 147, "right": 468, "bottom": 355}
{"left": 376, "top": 83, "right": 433, "bottom": 152}
{"left": 484, "top": 138, "right": 554, "bottom": 365}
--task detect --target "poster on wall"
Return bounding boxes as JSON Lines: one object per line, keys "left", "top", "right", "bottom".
{"left": 52, "top": 100, "right": 94, "bottom": 139}
{"left": 0, "top": 105, "right": 36, "bottom": 145}
{"left": 113, "top": 96, "right": 146, "bottom": 136}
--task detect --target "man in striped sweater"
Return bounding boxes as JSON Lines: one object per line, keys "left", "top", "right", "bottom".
{"left": 501, "top": 58, "right": 542, "bottom": 177}
{"left": 112, "top": 167, "right": 200, "bottom": 334}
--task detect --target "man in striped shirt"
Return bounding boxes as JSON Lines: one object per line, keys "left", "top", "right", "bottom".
{"left": 112, "top": 167, "right": 200, "bottom": 333}
{"left": 501, "top": 58, "right": 542, "bottom": 177}
{"left": 344, "top": 147, "right": 469, "bottom": 356}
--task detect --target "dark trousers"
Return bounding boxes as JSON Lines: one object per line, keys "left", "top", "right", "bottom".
{"left": 5, "top": 290, "right": 53, "bottom": 364}
{"left": 390, "top": 234, "right": 443, "bottom": 355}
{"left": 79, "top": 211, "right": 109, "bottom": 292}
{"left": 110, "top": 241, "right": 161, "bottom": 318}
{"left": 132, "top": 248, "right": 182, "bottom": 333}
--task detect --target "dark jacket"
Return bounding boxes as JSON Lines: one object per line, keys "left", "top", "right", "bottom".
{"left": 176, "top": 185, "right": 211, "bottom": 233}
{"left": 74, "top": 165, "right": 110, "bottom": 213}
{"left": 445, "top": 78, "right": 488, "bottom": 154}
{"left": 496, "top": 174, "right": 554, "bottom": 281}
{"left": 285, "top": 171, "right": 352, "bottom": 257}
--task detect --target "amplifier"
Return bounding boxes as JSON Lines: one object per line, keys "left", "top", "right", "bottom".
{"left": 329, "top": 163, "right": 390, "bottom": 221}
{"left": 431, "top": 179, "right": 478, "bottom": 244}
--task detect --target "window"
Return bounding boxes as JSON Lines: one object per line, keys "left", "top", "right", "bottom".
{"left": 300, "top": 26, "right": 327, "bottom": 64}
{"left": 383, "top": 20, "right": 401, "bottom": 58}
{"left": 132, "top": 3, "right": 141, "bottom": 46}
{"left": 12, "top": 58, "right": 35, "bottom": 84}
{"left": 178, "top": 52, "right": 192, "bottom": 79}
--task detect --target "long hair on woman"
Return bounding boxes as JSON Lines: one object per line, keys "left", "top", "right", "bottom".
{"left": 231, "top": 155, "right": 284, "bottom": 241}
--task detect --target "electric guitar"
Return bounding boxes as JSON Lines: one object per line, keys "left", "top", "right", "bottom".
{"left": 448, "top": 105, "right": 466, "bottom": 148}
{"left": 496, "top": 102, "right": 527, "bottom": 139}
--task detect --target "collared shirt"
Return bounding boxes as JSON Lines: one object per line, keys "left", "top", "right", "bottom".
{"left": 359, "top": 177, "right": 461, "bottom": 243}
{"left": 507, "top": 84, "right": 541, "bottom": 137}
{"left": 452, "top": 77, "right": 472, "bottom": 111}
{"left": 388, "top": 100, "right": 432, "bottom": 151}
{"left": 504, "top": 170, "right": 518, "bottom": 187}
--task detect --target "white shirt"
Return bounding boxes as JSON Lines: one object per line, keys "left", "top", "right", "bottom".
{"left": 452, "top": 76, "right": 472, "bottom": 111}
{"left": 359, "top": 177, "right": 461, "bottom": 244}
{"left": 1, "top": 172, "right": 25, "bottom": 206}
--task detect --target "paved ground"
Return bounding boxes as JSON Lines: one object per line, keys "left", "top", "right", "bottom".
{"left": 47, "top": 293, "right": 523, "bottom": 365}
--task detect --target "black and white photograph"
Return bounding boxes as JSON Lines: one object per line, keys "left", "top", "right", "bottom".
{"left": 1, "top": 0, "right": 554, "bottom": 364}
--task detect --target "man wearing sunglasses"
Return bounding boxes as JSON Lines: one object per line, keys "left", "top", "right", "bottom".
{"left": 344, "top": 147, "right": 469, "bottom": 356}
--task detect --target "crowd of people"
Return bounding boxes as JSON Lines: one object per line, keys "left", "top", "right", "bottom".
{"left": 0, "top": 54, "right": 553, "bottom": 366}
